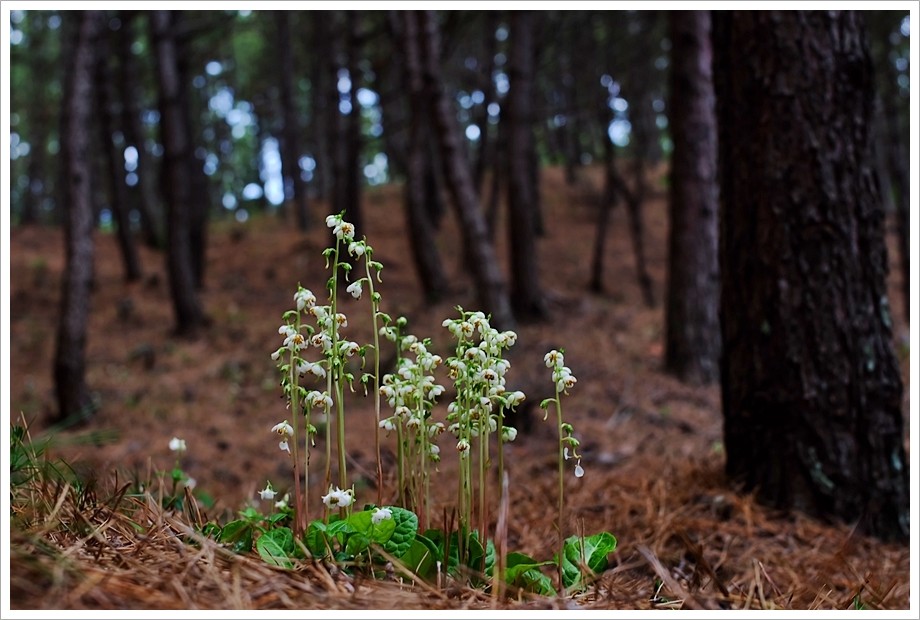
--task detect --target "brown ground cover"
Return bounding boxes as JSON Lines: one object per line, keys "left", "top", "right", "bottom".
{"left": 8, "top": 165, "right": 911, "bottom": 610}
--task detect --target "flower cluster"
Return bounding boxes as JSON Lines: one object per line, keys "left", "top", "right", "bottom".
{"left": 544, "top": 349, "right": 583, "bottom": 478}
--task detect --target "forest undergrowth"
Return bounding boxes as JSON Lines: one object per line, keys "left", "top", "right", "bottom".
{"left": 8, "top": 166, "right": 911, "bottom": 610}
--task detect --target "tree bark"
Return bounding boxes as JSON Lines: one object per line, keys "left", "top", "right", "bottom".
{"left": 118, "top": 11, "right": 164, "bottom": 249}
{"left": 415, "top": 10, "right": 515, "bottom": 330}
{"left": 54, "top": 10, "right": 103, "bottom": 423}
{"left": 97, "top": 26, "right": 143, "bottom": 282}
{"left": 395, "top": 10, "right": 450, "bottom": 305}
{"left": 174, "top": 12, "right": 210, "bottom": 290}
{"left": 311, "top": 12, "right": 333, "bottom": 205}
{"left": 151, "top": 9, "right": 207, "bottom": 336}
{"left": 343, "top": 12, "right": 364, "bottom": 238}
{"left": 506, "top": 11, "right": 547, "bottom": 321}
{"left": 276, "top": 11, "right": 311, "bottom": 231}
{"left": 473, "top": 11, "right": 499, "bottom": 196}
{"left": 713, "top": 10, "right": 908, "bottom": 542}
{"left": 663, "top": 10, "right": 719, "bottom": 384}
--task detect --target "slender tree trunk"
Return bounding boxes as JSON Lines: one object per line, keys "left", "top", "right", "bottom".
{"left": 119, "top": 11, "right": 164, "bottom": 249}
{"left": 663, "top": 10, "right": 719, "bottom": 384}
{"left": 174, "top": 12, "right": 210, "bottom": 290}
{"left": 473, "top": 12, "right": 499, "bottom": 195}
{"left": 506, "top": 11, "right": 547, "bottom": 321}
{"left": 713, "top": 10, "right": 908, "bottom": 542}
{"left": 276, "top": 11, "right": 311, "bottom": 231}
{"left": 415, "top": 10, "right": 515, "bottom": 330}
{"left": 343, "top": 12, "right": 364, "bottom": 237}
{"left": 22, "top": 20, "right": 49, "bottom": 226}
{"left": 311, "top": 12, "right": 333, "bottom": 205}
{"left": 589, "top": 114, "right": 620, "bottom": 294}
{"left": 54, "top": 10, "right": 103, "bottom": 424}
{"left": 625, "top": 159, "right": 655, "bottom": 307}
{"left": 152, "top": 9, "right": 207, "bottom": 336}
{"left": 97, "top": 27, "right": 143, "bottom": 282}
{"left": 394, "top": 10, "right": 450, "bottom": 304}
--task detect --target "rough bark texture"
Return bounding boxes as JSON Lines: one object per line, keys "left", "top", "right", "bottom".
{"left": 152, "top": 9, "right": 207, "bottom": 336}
{"left": 97, "top": 27, "right": 143, "bottom": 282}
{"left": 663, "top": 11, "right": 720, "bottom": 385}
{"left": 506, "top": 11, "right": 547, "bottom": 321}
{"left": 54, "top": 10, "right": 103, "bottom": 423}
{"left": 416, "top": 10, "right": 515, "bottom": 330}
{"left": 397, "top": 11, "right": 450, "bottom": 305}
{"left": 276, "top": 11, "right": 311, "bottom": 231}
{"left": 713, "top": 10, "right": 908, "bottom": 542}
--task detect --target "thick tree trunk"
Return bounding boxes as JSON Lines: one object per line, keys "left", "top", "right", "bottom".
{"left": 97, "top": 28, "right": 143, "bottom": 282}
{"left": 713, "top": 10, "right": 908, "bottom": 542}
{"left": 152, "top": 9, "right": 207, "bottom": 336}
{"left": 276, "top": 11, "right": 311, "bottom": 231}
{"left": 415, "top": 10, "right": 515, "bottom": 330}
{"left": 663, "top": 10, "right": 719, "bottom": 385}
{"left": 473, "top": 12, "right": 499, "bottom": 196}
{"left": 395, "top": 11, "right": 450, "bottom": 305}
{"left": 506, "top": 11, "right": 547, "bottom": 321}
{"left": 54, "top": 10, "right": 103, "bottom": 423}
{"left": 119, "top": 11, "right": 164, "bottom": 250}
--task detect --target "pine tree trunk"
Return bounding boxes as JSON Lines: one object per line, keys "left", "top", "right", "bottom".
{"left": 663, "top": 10, "right": 719, "bottom": 384}
{"left": 54, "top": 10, "right": 103, "bottom": 423}
{"left": 343, "top": 12, "right": 364, "bottom": 237}
{"left": 152, "top": 9, "right": 207, "bottom": 336}
{"left": 506, "top": 11, "right": 547, "bottom": 321}
{"left": 276, "top": 11, "right": 311, "bottom": 231}
{"left": 97, "top": 27, "right": 143, "bottom": 282}
{"left": 118, "top": 11, "right": 164, "bottom": 250}
{"left": 311, "top": 12, "right": 333, "bottom": 205}
{"left": 713, "top": 10, "right": 908, "bottom": 542}
{"left": 415, "top": 10, "right": 515, "bottom": 330}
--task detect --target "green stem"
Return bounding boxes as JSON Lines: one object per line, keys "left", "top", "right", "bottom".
{"left": 289, "top": 345, "right": 303, "bottom": 536}
{"left": 555, "top": 388, "right": 564, "bottom": 593}
{"left": 366, "top": 259, "right": 383, "bottom": 508}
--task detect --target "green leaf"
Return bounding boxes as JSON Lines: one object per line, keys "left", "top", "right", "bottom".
{"left": 501, "top": 552, "right": 556, "bottom": 596}
{"left": 306, "top": 520, "right": 330, "bottom": 558}
{"left": 219, "top": 520, "right": 253, "bottom": 554}
{"left": 519, "top": 568, "right": 557, "bottom": 596}
{"left": 344, "top": 532, "right": 371, "bottom": 556}
{"left": 484, "top": 539, "right": 496, "bottom": 577}
{"left": 201, "top": 522, "right": 222, "bottom": 538}
{"left": 396, "top": 537, "right": 436, "bottom": 581}
{"left": 560, "top": 532, "right": 617, "bottom": 589}
{"left": 382, "top": 507, "right": 418, "bottom": 558}
{"left": 256, "top": 527, "right": 294, "bottom": 568}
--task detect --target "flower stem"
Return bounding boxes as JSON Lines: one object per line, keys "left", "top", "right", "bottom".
{"left": 289, "top": 347, "right": 303, "bottom": 536}
{"left": 366, "top": 259, "right": 383, "bottom": 508}
{"left": 555, "top": 388, "right": 564, "bottom": 593}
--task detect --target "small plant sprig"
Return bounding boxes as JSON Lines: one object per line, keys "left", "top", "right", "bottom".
{"left": 442, "top": 309, "right": 522, "bottom": 567}
{"left": 540, "top": 349, "right": 583, "bottom": 591}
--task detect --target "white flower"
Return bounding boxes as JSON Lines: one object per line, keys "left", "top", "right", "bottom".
{"left": 564, "top": 447, "right": 570, "bottom": 460}
{"left": 334, "top": 220, "right": 355, "bottom": 240}
{"left": 507, "top": 391, "right": 526, "bottom": 407}
{"left": 502, "top": 331, "right": 518, "bottom": 346}
{"left": 185, "top": 477, "right": 197, "bottom": 489}
{"left": 169, "top": 437, "right": 186, "bottom": 452}
{"left": 275, "top": 493, "right": 290, "bottom": 510}
{"left": 272, "top": 421, "right": 294, "bottom": 437}
{"left": 379, "top": 326, "right": 397, "bottom": 342}
{"left": 348, "top": 241, "right": 366, "bottom": 257}
{"left": 335, "top": 313, "right": 348, "bottom": 328}
{"left": 428, "top": 422, "right": 445, "bottom": 437}
{"left": 294, "top": 288, "right": 316, "bottom": 311}
{"left": 279, "top": 440, "right": 290, "bottom": 453}
{"left": 259, "top": 483, "right": 276, "bottom": 501}
{"left": 346, "top": 281, "right": 363, "bottom": 299}
{"left": 429, "top": 444, "right": 440, "bottom": 455}
{"left": 544, "top": 350, "right": 564, "bottom": 369}
{"left": 307, "top": 390, "right": 333, "bottom": 409}
{"left": 340, "top": 341, "right": 360, "bottom": 357}
{"left": 456, "top": 439, "right": 470, "bottom": 455}
{"left": 380, "top": 418, "right": 396, "bottom": 432}
{"left": 371, "top": 507, "right": 393, "bottom": 525}
{"left": 322, "top": 486, "right": 354, "bottom": 508}
{"left": 502, "top": 426, "right": 517, "bottom": 443}
{"left": 271, "top": 348, "right": 282, "bottom": 361}
{"left": 574, "top": 460, "right": 585, "bottom": 478}
{"left": 311, "top": 333, "right": 332, "bottom": 350}
{"left": 326, "top": 214, "right": 339, "bottom": 228}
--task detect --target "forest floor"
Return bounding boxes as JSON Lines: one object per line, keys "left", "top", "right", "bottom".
{"left": 7, "top": 165, "right": 912, "bottom": 610}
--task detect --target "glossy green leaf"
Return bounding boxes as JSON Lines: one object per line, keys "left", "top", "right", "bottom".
{"left": 381, "top": 507, "right": 418, "bottom": 558}
{"left": 219, "top": 519, "right": 253, "bottom": 553}
{"left": 256, "top": 527, "right": 294, "bottom": 568}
